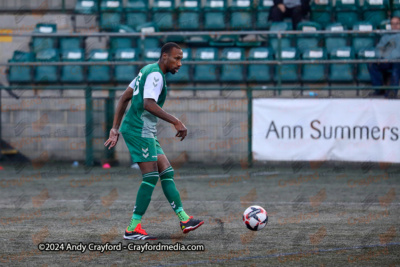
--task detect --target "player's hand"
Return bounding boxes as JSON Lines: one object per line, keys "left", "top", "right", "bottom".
{"left": 104, "top": 128, "right": 120, "bottom": 149}
{"left": 174, "top": 120, "right": 187, "bottom": 141}
{"left": 277, "top": 4, "right": 286, "bottom": 13}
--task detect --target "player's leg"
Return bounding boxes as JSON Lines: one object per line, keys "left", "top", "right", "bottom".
{"left": 156, "top": 140, "right": 204, "bottom": 233}
{"left": 122, "top": 133, "right": 159, "bottom": 240}
{"left": 157, "top": 154, "right": 187, "bottom": 219}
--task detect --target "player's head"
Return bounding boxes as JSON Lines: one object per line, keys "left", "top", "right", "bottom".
{"left": 391, "top": 16, "right": 400, "bottom": 30}
{"left": 159, "top": 42, "right": 183, "bottom": 74}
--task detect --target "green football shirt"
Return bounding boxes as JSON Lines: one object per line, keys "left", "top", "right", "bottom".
{"left": 120, "top": 62, "right": 167, "bottom": 138}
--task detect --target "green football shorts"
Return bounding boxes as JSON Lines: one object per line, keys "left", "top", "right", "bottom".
{"left": 121, "top": 133, "right": 164, "bottom": 163}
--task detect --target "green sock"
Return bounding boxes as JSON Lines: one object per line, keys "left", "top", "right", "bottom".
{"left": 177, "top": 210, "right": 190, "bottom": 222}
{"left": 127, "top": 215, "right": 141, "bottom": 232}
{"left": 129, "top": 171, "right": 159, "bottom": 230}
{"left": 160, "top": 166, "right": 190, "bottom": 221}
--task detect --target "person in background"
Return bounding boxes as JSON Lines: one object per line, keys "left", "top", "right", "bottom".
{"left": 269, "top": 0, "right": 312, "bottom": 30}
{"left": 368, "top": 16, "right": 400, "bottom": 99}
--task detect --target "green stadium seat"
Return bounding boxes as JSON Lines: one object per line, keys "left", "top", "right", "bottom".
{"left": 301, "top": 48, "right": 327, "bottom": 83}
{"left": 126, "top": 12, "right": 148, "bottom": 29}
{"left": 269, "top": 22, "right": 293, "bottom": 53}
{"left": 274, "top": 47, "right": 299, "bottom": 82}
{"left": 11, "top": 50, "right": 35, "bottom": 61}
{"left": 246, "top": 47, "right": 273, "bottom": 82}
{"left": 335, "top": 0, "right": 361, "bottom": 29}
{"left": 114, "top": 25, "right": 136, "bottom": 33}
{"left": 75, "top": 0, "right": 98, "bottom": 14}
{"left": 34, "top": 48, "right": 59, "bottom": 83}
{"left": 356, "top": 48, "right": 376, "bottom": 83}
{"left": 33, "top": 23, "right": 57, "bottom": 34}
{"left": 184, "top": 35, "right": 212, "bottom": 47}
{"left": 256, "top": 0, "right": 273, "bottom": 29}
{"left": 177, "top": 11, "right": 200, "bottom": 30}
{"left": 136, "top": 22, "right": 158, "bottom": 32}
{"left": 165, "top": 35, "right": 186, "bottom": 43}
{"left": 351, "top": 21, "right": 375, "bottom": 53}
{"left": 328, "top": 47, "right": 354, "bottom": 82}
{"left": 152, "top": 0, "right": 174, "bottom": 11}
{"left": 235, "top": 39, "right": 262, "bottom": 47}
{"left": 152, "top": 12, "right": 174, "bottom": 31}
{"left": 135, "top": 23, "right": 161, "bottom": 51}
{"left": 100, "top": 0, "right": 122, "bottom": 12}
{"left": 310, "top": 0, "right": 332, "bottom": 27}
{"left": 362, "top": 0, "right": 389, "bottom": 28}
{"left": 209, "top": 35, "right": 238, "bottom": 47}
{"left": 109, "top": 37, "right": 135, "bottom": 51}
{"left": 8, "top": 51, "right": 34, "bottom": 83}
{"left": 125, "top": 0, "right": 147, "bottom": 11}
{"left": 204, "top": 0, "right": 227, "bottom": 30}
{"left": 60, "top": 49, "right": 85, "bottom": 83}
{"left": 142, "top": 38, "right": 160, "bottom": 49}
{"left": 167, "top": 48, "right": 191, "bottom": 83}
{"left": 100, "top": 12, "right": 123, "bottom": 31}
{"left": 87, "top": 49, "right": 112, "bottom": 83}
{"left": 229, "top": 0, "right": 253, "bottom": 30}
{"left": 193, "top": 47, "right": 218, "bottom": 82}
{"left": 114, "top": 48, "right": 138, "bottom": 83}
{"left": 324, "top": 23, "right": 348, "bottom": 54}
{"left": 394, "top": 0, "right": 400, "bottom": 17}
{"left": 152, "top": 0, "right": 175, "bottom": 30}
{"left": 296, "top": 21, "right": 322, "bottom": 53}
{"left": 378, "top": 19, "right": 391, "bottom": 30}
{"left": 31, "top": 23, "right": 57, "bottom": 52}
{"left": 59, "top": 38, "right": 83, "bottom": 51}
{"left": 177, "top": 0, "right": 201, "bottom": 30}
{"left": 143, "top": 48, "right": 161, "bottom": 61}
{"left": 220, "top": 47, "right": 245, "bottom": 82}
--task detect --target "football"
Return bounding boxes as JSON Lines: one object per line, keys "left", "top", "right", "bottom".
{"left": 242, "top": 205, "right": 268, "bottom": 231}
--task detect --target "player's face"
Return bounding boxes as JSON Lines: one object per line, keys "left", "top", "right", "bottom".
{"left": 166, "top": 48, "right": 183, "bottom": 74}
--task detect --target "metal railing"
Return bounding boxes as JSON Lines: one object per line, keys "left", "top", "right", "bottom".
{"left": 2, "top": 29, "right": 400, "bottom": 85}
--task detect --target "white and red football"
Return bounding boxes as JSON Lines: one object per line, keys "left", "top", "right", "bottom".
{"left": 243, "top": 205, "right": 268, "bottom": 231}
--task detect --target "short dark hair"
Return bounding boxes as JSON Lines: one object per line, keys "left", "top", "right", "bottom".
{"left": 159, "top": 42, "right": 181, "bottom": 59}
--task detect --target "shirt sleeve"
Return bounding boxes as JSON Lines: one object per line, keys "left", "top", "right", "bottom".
{"left": 128, "top": 77, "right": 137, "bottom": 89}
{"left": 143, "top": 72, "right": 163, "bottom": 102}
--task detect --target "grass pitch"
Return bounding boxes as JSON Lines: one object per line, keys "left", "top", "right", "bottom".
{"left": 0, "top": 162, "right": 399, "bottom": 266}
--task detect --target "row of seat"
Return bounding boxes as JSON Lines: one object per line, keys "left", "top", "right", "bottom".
{"left": 7, "top": 47, "right": 376, "bottom": 84}
{"left": 312, "top": 0, "right": 400, "bottom": 28}
{"left": 76, "top": 0, "right": 400, "bottom": 13}
{"left": 30, "top": 20, "right": 390, "bottom": 52}
{"left": 268, "top": 21, "right": 388, "bottom": 54}
{"left": 75, "top": 0, "right": 400, "bottom": 31}
{"left": 98, "top": 5, "right": 399, "bottom": 31}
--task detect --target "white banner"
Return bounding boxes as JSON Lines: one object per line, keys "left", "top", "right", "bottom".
{"left": 252, "top": 99, "right": 400, "bottom": 162}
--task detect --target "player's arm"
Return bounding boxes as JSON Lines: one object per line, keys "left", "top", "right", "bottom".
{"left": 104, "top": 86, "right": 133, "bottom": 149}
{"left": 143, "top": 98, "right": 187, "bottom": 141}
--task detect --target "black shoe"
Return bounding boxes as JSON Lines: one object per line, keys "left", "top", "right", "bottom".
{"left": 180, "top": 216, "right": 204, "bottom": 234}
